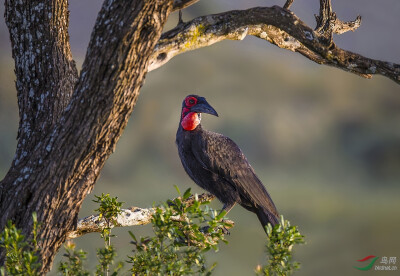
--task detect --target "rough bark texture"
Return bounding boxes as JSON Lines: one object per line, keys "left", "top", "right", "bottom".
{"left": 0, "top": 0, "right": 173, "bottom": 273}
{"left": 314, "top": 0, "right": 361, "bottom": 45}
{"left": 4, "top": 0, "right": 78, "bottom": 160}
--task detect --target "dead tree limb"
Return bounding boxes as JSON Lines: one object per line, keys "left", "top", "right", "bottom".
{"left": 283, "top": 0, "right": 295, "bottom": 10}
{"left": 66, "top": 193, "right": 236, "bottom": 240}
{"left": 149, "top": 5, "right": 399, "bottom": 83}
{"left": 315, "top": 0, "right": 361, "bottom": 45}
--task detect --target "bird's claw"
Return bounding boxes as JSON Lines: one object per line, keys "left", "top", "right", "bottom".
{"left": 220, "top": 219, "right": 230, "bottom": 235}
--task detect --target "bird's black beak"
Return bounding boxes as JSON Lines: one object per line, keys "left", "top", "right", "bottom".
{"left": 191, "top": 98, "right": 219, "bottom": 117}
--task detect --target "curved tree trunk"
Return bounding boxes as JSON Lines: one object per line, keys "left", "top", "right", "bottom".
{"left": 0, "top": 0, "right": 173, "bottom": 273}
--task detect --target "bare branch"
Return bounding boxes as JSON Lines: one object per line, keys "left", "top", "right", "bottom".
{"left": 332, "top": 15, "right": 362, "bottom": 35}
{"left": 67, "top": 206, "right": 154, "bottom": 239}
{"left": 66, "top": 193, "right": 234, "bottom": 239}
{"left": 172, "top": 0, "right": 200, "bottom": 12}
{"left": 149, "top": 6, "right": 400, "bottom": 84}
{"left": 315, "top": 0, "right": 334, "bottom": 40}
{"left": 283, "top": 0, "right": 295, "bottom": 10}
{"left": 315, "top": 0, "right": 361, "bottom": 45}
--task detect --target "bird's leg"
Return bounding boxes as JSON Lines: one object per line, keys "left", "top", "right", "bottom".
{"left": 177, "top": 10, "right": 184, "bottom": 26}
{"left": 221, "top": 202, "right": 236, "bottom": 216}
{"left": 218, "top": 202, "right": 236, "bottom": 235}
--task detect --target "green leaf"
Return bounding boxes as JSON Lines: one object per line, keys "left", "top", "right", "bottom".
{"left": 215, "top": 210, "right": 226, "bottom": 221}
{"left": 31, "top": 212, "right": 37, "bottom": 223}
{"left": 128, "top": 231, "right": 137, "bottom": 242}
{"left": 183, "top": 188, "right": 192, "bottom": 200}
{"left": 174, "top": 185, "right": 181, "bottom": 195}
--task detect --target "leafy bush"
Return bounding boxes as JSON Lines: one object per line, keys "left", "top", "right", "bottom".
{"left": 58, "top": 241, "right": 89, "bottom": 276}
{"left": 0, "top": 213, "right": 40, "bottom": 276}
{"left": 127, "top": 186, "right": 229, "bottom": 275}
{"left": 256, "top": 216, "right": 305, "bottom": 276}
{"left": 59, "top": 193, "right": 123, "bottom": 276}
{"left": 0, "top": 188, "right": 304, "bottom": 276}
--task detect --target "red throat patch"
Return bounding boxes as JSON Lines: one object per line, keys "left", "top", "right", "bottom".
{"left": 181, "top": 112, "right": 200, "bottom": 131}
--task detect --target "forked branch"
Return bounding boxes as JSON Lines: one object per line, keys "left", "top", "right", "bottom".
{"left": 315, "top": 0, "right": 361, "bottom": 45}
{"left": 149, "top": 5, "right": 399, "bottom": 84}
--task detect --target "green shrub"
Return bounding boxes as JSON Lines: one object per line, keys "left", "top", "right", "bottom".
{"left": 256, "top": 216, "right": 305, "bottom": 276}
{"left": 0, "top": 213, "right": 41, "bottom": 276}
{"left": 0, "top": 188, "right": 304, "bottom": 276}
{"left": 127, "top": 186, "right": 230, "bottom": 275}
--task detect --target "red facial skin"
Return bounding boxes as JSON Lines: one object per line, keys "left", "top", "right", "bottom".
{"left": 181, "top": 112, "right": 200, "bottom": 130}
{"left": 181, "top": 96, "right": 200, "bottom": 131}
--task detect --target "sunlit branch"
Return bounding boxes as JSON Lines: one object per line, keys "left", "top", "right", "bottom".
{"left": 149, "top": 5, "right": 399, "bottom": 84}
{"left": 67, "top": 193, "right": 234, "bottom": 239}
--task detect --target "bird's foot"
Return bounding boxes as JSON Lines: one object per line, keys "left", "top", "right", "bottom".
{"left": 220, "top": 219, "right": 231, "bottom": 235}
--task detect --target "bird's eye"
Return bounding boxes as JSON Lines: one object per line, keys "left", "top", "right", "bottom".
{"left": 185, "top": 97, "right": 197, "bottom": 107}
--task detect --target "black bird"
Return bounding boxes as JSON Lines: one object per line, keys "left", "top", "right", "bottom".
{"left": 176, "top": 95, "right": 279, "bottom": 231}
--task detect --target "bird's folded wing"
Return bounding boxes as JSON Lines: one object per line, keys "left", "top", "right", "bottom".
{"left": 191, "top": 130, "right": 278, "bottom": 216}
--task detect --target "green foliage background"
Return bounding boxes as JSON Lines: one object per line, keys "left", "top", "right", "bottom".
{"left": 0, "top": 1, "right": 399, "bottom": 275}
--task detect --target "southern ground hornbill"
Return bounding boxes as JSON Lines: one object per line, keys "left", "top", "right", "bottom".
{"left": 176, "top": 95, "right": 279, "bottom": 231}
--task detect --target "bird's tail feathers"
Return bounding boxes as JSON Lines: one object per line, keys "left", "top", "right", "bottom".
{"left": 256, "top": 208, "right": 279, "bottom": 233}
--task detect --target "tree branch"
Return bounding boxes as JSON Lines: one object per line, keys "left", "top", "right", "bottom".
{"left": 283, "top": 0, "right": 295, "bottom": 10}
{"left": 66, "top": 193, "right": 234, "bottom": 239}
{"left": 315, "top": 0, "right": 361, "bottom": 45}
{"left": 314, "top": 0, "right": 335, "bottom": 45}
{"left": 332, "top": 15, "right": 362, "bottom": 35}
{"left": 172, "top": 0, "right": 200, "bottom": 12}
{"left": 149, "top": 5, "right": 399, "bottom": 84}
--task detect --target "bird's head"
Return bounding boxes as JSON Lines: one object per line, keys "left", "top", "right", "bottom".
{"left": 180, "top": 95, "right": 218, "bottom": 131}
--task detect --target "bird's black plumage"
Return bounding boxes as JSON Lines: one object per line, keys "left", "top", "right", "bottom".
{"left": 176, "top": 95, "right": 279, "bottom": 230}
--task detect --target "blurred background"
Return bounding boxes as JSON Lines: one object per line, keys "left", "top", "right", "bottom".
{"left": 1, "top": 0, "right": 399, "bottom": 275}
